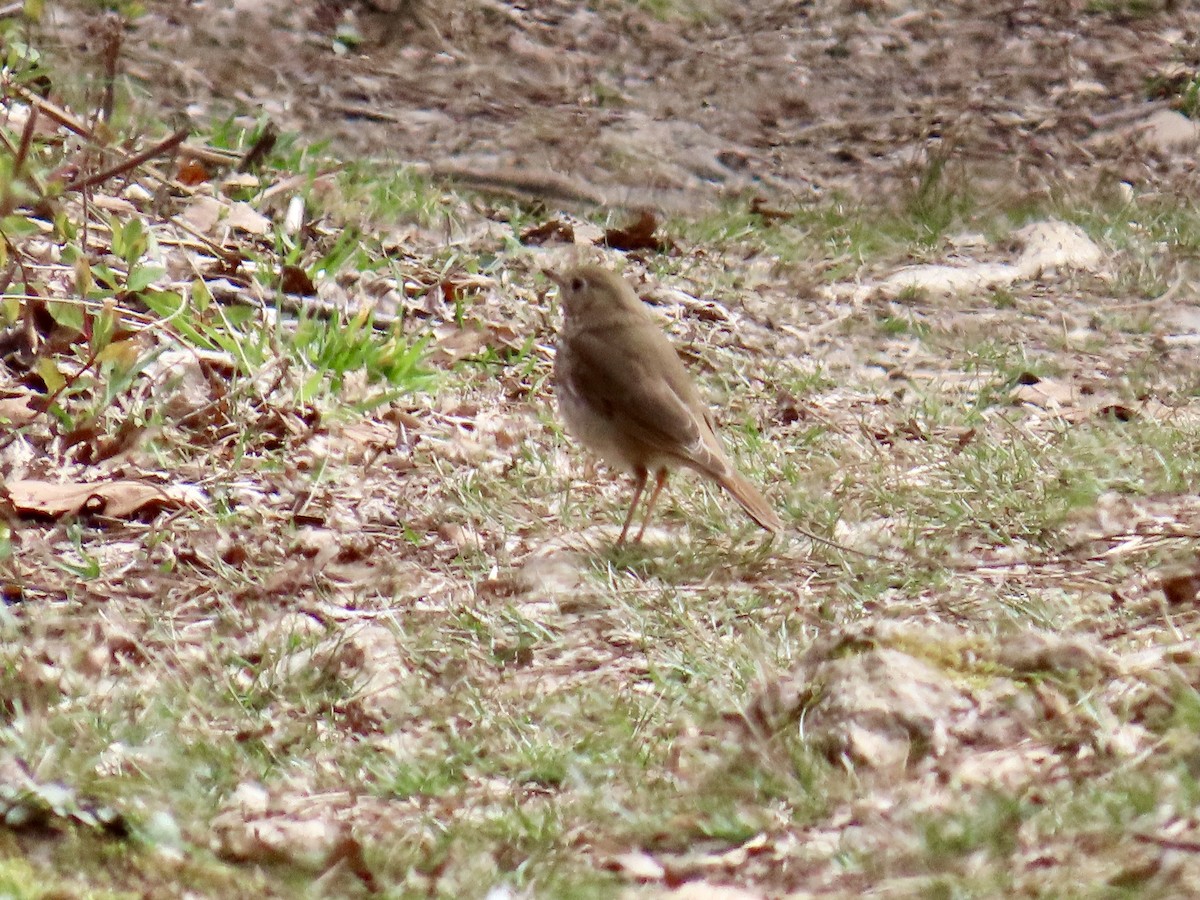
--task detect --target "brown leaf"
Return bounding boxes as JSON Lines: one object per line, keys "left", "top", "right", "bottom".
{"left": 430, "top": 321, "right": 523, "bottom": 364}
{"left": 434, "top": 272, "right": 491, "bottom": 306}
{"left": 1161, "top": 568, "right": 1200, "bottom": 607}
{"left": 4, "top": 479, "right": 206, "bottom": 519}
{"left": 91, "top": 416, "right": 149, "bottom": 464}
{"left": 1094, "top": 402, "right": 1137, "bottom": 422}
{"left": 439, "top": 278, "right": 467, "bottom": 305}
{"left": 949, "top": 426, "right": 976, "bottom": 453}
{"left": 280, "top": 265, "right": 316, "bottom": 296}
{"left": 237, "top": 122, "right": 278, "bottom": 172}
{"left": 602, "top": 210, "right": 673, "bottom": 252}
{"left": 872, "top": 419, "right": 927, "bottom": 444}
{"left": 0, "top": 395, "right": 38, "bottom": 426}
{"left": 749, "top": 195, "right": 792, "bottom": 222}
{"left": 520, "top": 218, "right": 575, "bottom": 245}
{"left": 1011, "top": 376, "right": 1077, "bottom": 409}
{"left": 176, "top": 158, "right": 210, "bottom": 186}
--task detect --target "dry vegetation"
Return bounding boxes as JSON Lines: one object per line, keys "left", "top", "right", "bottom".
{"left": 3, "top": 0, "right": 1200, "bottom": 897}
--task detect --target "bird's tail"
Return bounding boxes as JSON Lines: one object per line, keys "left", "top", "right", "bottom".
{"left": 716, "top": 468, "right": 784, "bottom": 534}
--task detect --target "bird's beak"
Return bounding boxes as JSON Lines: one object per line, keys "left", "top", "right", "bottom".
{"left": 541, "top": 268, "right": 566, "bottom": 290}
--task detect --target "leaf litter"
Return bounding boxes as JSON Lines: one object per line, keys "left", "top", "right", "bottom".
{"left": 4, "top": 0, "right": 1200, "bottom": 896}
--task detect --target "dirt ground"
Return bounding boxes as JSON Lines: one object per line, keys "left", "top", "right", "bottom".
{"left": 48, "top": 0, "right": 1200, "bottom": 206}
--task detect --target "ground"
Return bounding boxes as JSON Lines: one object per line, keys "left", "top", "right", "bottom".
{"left": 3, "top": 0, "right": 1200, "bottom": 897}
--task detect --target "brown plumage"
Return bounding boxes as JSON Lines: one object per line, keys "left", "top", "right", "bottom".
{"left": 544, "top": 264, "right": 783, "bottom": 544}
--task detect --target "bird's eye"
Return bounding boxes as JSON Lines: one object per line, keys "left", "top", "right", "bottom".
{"left": 570, "top": 277, "right": 585, "bottom": 292}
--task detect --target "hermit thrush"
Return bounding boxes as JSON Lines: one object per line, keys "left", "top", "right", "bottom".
{"left": 545, "top": 265, "right": 783, "bottom": 544}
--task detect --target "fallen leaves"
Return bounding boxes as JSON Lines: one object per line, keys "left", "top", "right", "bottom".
{"left": 3, "top": 478, "right": 207, "bottom": 520}
{"left": 0, "top": 762, "right": 130, "bottom": 839}
{"left": 225, "top": 202, "right": 273, "bottom": 237}
{"left": 602, "top": 210, "right": 674, "bottom": 253}
{"left": 1008, "top": 372, "right": 1175, "bottom": 425}
{"left": 0, "top": 395, "right": 38, "bottom": 426}
{"left": 211, "top": 782, "right": 376, "bottom": 890}
{"left": 1159, "top": 563, "right": 1200, "bottom": 607}
{"left": 429, "top": 319, "right": 525, "bottom": 365}
{"left": 279, "top": 264, "right": 316, "bottom": 295}
{"left": 520, "top": 218, "right": 577, "bottom": 246}
{"left": 519, "top": 210, "right": 674, "bottom": 253}
{"left": 7, "top": 8, "right": 1200, "bottom": 897}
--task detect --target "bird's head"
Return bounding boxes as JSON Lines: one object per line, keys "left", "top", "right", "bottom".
{"left": 542, "top": 265, "right": 643, "bottom": 323}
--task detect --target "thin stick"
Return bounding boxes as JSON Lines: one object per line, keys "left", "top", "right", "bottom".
{"left": 63, "top": 127, "right": 189, "bottom": 194}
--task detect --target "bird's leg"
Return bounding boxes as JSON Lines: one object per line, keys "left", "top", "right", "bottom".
{"left": 618, "top": 467, "right": 649, "bottom": 545}
{"left": 634, "top": 468, "right": 669, "bottom": 543}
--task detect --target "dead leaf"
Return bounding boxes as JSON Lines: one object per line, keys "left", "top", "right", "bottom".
{"left": 214, "top": 811, "right": 343, "bottom": 868}
{"left": 181, "top": 195, "right": 224, "bottom": 234}
{"left": 1161, "top": 568, "right": 1200, "bottom": 606}
{"left": 237, "top": 122, "right": 278, "bottom": 172}
{"left": 689, "top": 833, "right": 771, "bottom": 872}
{"left": 226, "top": 202, "right": 272, "bottom": 236}
{"left": 176, "top": 158, "right": 210, "bottom": 186}
{"left": 4, "top": 479, "right": 207, "bottom": 519}
{"left": 1093, "top": 402, "right": 1137, "bottom": 423}
{"left": 1012, "top": 220, "right": 1104, "bottom": 277}
{"left": 949, "top": 426, "right": 976, "bottom": 453}
{"left": 333, "top": 419, "right": 399, "bottom": 462}
{"left": 520, "top": 218, "right": 575, "bottom": 245}
{"left": 746, "top": 629, "right": 973, "bottom": 773}
{"left": 0, "top": 395, "right": 38, "bottom": 426}
{"left": 608, "top": 850, "right": 665, "bottom": 881}
{"left": 280, "top": 265, "right": 316, "bottom": 295}
{"left": 451, "top": 272, "right": 495, "bottom": 302}
{"left": 209, "top": 782, "right": 375, "bottom": 888}
{"left": 90, "top": 195, "right": 138, "bottom": 215}
{"left": 749, "top": 196, "right": 791, "bottom": 221}
{"left": 221, "top": 172, "right": 260, "bottom": 191}
{"left": 430, "top": 321, "right": 523, "bottom": 365}
{"left": 880, "top": 261, "right": 1019, "bottom": 298}
{"left": 1011, "top": 376, "right": 1077, "bottom": 409}
{"left": 872, "top": 419, "right": 927, "bottom": 444}
{"left": 602, "top": 210, "right": 673, "bottom": 253}
{"left": 83, "top": 416, "right": 150, "bottom": 464}
{"left": 995, "top": 631, "right": 1114, "bottom": 677}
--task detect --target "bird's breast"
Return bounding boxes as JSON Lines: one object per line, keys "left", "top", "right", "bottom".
{"left": 555, "top": 343, "right": 661, "bottom": 473}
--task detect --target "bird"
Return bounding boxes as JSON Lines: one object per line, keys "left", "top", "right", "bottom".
{"left": 544, "top": 264, "right": 783, "bottom": 545}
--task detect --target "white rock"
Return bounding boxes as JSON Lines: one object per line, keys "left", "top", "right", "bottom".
{"left": 1014, "top": 220, "right": 1103, "bottom": 277}
{"left": 879, "top": 262, "right": 1020, "bottom": 297}
{"left": 1137, "top": 109, "right": 1200, "bottom": 153}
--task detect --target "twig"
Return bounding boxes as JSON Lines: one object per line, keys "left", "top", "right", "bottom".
{"left": 424, "top": 162, "right": 608, "bottom": 206}
{"left": 64, "top": 126, "right": 189, "bottom": 193}
{"left": 237, "top": 122, "right": 278, "bottom": 172}
{"left": 98, "top": 13, "right": 123, "bottom": 123}
{"left": 1133, "top": 831, "right": 1200, "bottom": 853}
{"left": 177, "top": 143, "right": 241, "bottom": 167}
{"left": 12, "top": 104, "right": 37, "bottom": 179}
{"left": 10, "top": 84, "right": 97, "bottom": 143}
{"left": 0, "top": 105, "right": 38, "bottom": 217}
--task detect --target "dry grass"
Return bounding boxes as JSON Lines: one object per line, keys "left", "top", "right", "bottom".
{"left": 5, "top": 5, "right": 1200, "bottom": 898}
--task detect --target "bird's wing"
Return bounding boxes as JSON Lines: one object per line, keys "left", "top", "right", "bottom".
{"left": 562, "top": 325, "right": 730, "bottom": 474}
